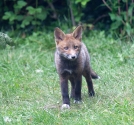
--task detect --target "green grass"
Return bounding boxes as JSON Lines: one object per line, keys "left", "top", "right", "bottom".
{"left": 0, "top": 31, "right": 134, "bottom": 125}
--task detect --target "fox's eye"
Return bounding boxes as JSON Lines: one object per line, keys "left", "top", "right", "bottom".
{"left": 74, "top": 46, "right": 78, "bottom": 49}
{"left": 64, "top": 47, "right": 68, "bottom": 50}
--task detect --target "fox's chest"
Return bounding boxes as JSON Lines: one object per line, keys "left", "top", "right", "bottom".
{"left": 60, "top": 61, "right": 82, "bottom": 75}
{"left": 63, "top": 69, "right": 73, "bottom": 74}
{"left": 61, "top": 65, "right": 76, "bottom": 75}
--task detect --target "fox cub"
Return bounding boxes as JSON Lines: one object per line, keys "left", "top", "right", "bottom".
{"left": 54, "top": 25, "right": 99, "bottom": 109}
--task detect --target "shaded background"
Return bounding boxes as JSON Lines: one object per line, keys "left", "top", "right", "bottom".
{"left": 0, "top": 0, "right": 134, "bottom": 40}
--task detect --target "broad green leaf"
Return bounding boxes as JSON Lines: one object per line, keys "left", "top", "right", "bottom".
{"left": 16, "top": 15, "right": 23, "bottom": 21}
{"left": 25, "top": 16, "right": 33, "bottom": 22}
{"left": 9, "top": 15, "right": 16, "bottom": 22}
{"left": 81, "top": 0, "right": 88, "bottom": 6}
{"left": 26, "top": 6, "right": 36, "bottom": 15}
{"left": 125, "top": 23, "right": 131, "bottom": 36}
{"left": 31, "top": 21, "right": 36, "bottom": 25}
{"left": 128, "top": 4, "right": 134, "bottom": 16}
{"left": 14, "top": 4, "right": 19, "bottom": 13}
{"left": 116, "top": 15, "right": 122, "bottom": 22}
{"left": 21, "top": 19, "right": 30, "bottom": 28}
{"left": 126, "top": 22, "right": 131, "bottom": 30}
{"left": 2, "top": 12, "right": 13, "bottom": 20}
{"left": 36, "top": 12, "right": 47, "bottom": 20}
{"left": 111, "top": 21, "right": 122, "bottom": 30}
{"left": 75, "top": 0, "right": 90, "bottom": 4}
{"left": 109, "top": 13, "right": 116, "bottom": 21}
{"left": 17, "top": 1, "right": 27, "bottom": 9}
{"left": 121, "top": 12, "right": 127, "bottom": 20}
{"left": 122, "top": 0, "right": 127, "bottom": 2}
{"left": 14, "top": 1, "right": 27, "bottom": 12}
{"left": 35, "top": 8, "right": 42, "bottom": 13}
{"left": 75, "top": 0, "right": 82, "bottom": 4}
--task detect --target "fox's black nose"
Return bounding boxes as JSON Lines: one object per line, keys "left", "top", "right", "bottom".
{"left": 71, "top": 56, "right": 76, "bottom": 59}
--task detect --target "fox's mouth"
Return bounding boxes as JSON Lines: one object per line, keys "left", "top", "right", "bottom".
{"left": 68, "top": 58, "right": 76, "bottom": 61}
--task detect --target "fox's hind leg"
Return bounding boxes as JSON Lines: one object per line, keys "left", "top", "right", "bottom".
{"left": 83, "top": 70, "right": 95, "bottom": 96}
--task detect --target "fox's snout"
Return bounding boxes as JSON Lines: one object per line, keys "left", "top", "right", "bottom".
{"left": 71, "top": 55, "right": 76, "bottom": 59}
{"left": 63, "top": 48, "right": 79, "bottom": 60}
{"left": 61, "top": 51, "right": 78, "bottom": 61}
{"left": 67, "top": 54, "right": 77, "bottom": 60}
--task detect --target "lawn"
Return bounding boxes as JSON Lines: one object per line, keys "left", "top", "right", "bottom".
{"left": 0, "top": 31, "right": 134, "bottom": 125}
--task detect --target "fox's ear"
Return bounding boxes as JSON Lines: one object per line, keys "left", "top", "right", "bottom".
{"left": 72, "top": 25, "right": 82, "bottom": 41}
{"left": 54, "top": 27, "right": 65, "bottom": 44}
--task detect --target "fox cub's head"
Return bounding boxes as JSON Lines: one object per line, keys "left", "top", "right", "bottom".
{"left": 54, "top": 26, "right": 82, "bottom": 61}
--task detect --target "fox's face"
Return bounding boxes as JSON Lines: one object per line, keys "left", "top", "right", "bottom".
{"left": 56, "top": 34, "right": 81, "bottom": 60}
{"left": 54, "top": 26, "right": 82, "bottom": 61}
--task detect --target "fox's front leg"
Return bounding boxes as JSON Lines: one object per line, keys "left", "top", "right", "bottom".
{"left": 60, "top": 76, "right": 70, "bottom": 109}
{"left": 69, "top": 77, "right": 75, "bottom": 99}
{"left": 74, "top": 75, "right": 82, "bottom": 103}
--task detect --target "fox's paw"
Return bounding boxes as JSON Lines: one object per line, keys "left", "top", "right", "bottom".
{"left": 61, "top": 104, "right": 70, "bottom": 110}
{"left": 89, "top": 91, "right": 95, "bottom": 96}
{"left": 74, "top": 100, "right": 82, "bottom": 104}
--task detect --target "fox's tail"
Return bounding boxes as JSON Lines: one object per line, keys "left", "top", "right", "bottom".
{"left": 90, "top": 69, "right": 100, "bottom": 79}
